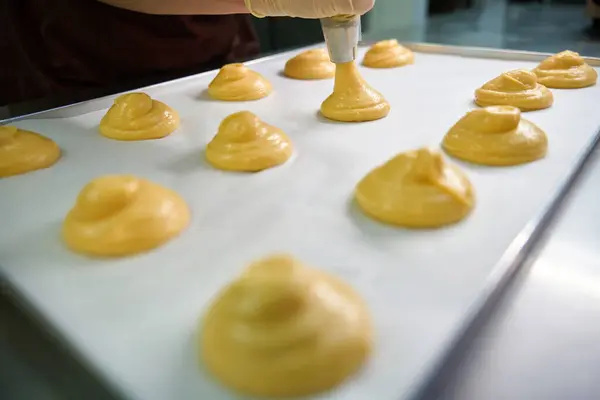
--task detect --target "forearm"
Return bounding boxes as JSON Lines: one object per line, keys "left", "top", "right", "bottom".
{"left": 97, "top": 0, "right": 249, "bottom": 15}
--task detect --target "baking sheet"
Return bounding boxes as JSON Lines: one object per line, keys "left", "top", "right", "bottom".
{"left": 1, "top": 45, "right": 599, "bottom": 400}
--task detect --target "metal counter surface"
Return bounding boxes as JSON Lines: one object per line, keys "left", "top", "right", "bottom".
{"left": 432, "top": 147, "right": 600, "bottom": 400}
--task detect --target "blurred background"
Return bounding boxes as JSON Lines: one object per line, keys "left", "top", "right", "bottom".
{"left": 255, "top": 0, "right": 600, "bottom": 55}
{"left": 2, "top": 0, "right": 599, "bottom": 119}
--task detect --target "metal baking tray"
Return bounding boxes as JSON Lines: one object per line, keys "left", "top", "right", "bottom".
{"left": 1, "top": 43, "right": 599, "bottom": 400}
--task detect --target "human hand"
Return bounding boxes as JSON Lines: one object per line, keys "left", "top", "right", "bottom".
{"left": 245, "top": 0, "right": 375, "bottom": 18}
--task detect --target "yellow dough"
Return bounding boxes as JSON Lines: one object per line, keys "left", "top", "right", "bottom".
{"left": 363, "top": 39, "right": 414, "bottom": 68}
{"left": 356, "top": 148, "right": 475, "bottom": 228}
{"left": 475, "top": 69, "right": 553, "bottom": 111}
{"left": 201, "top": 254, "right": 372, "bottom": 398}
{"left": 62, "top": 175, "right": 190, "bottom": 257}
{"left": 284, "top": 48, "right": 335, "bottom": 80}
{"left": 205, "top": 111, "right": 292, "bottom": 172}
{"left": 533, "top": 50, "right": 598, "bottom": 89}
{"left": 0, "top": 125, "right": 61, "bottom": 178}
{"left": 208, "top": 63, "right": 272, "bottom": 101}
{"left": 99, "top": 93, "right": 179, "bottom": 141}
{"left": 442, "top": 106, "right": 548, "bottom": 166}
{"left": 320, "top": 61, "right": 390, "bottom": 122}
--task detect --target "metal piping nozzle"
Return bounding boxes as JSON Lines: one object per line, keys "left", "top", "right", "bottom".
{"left": 320, "top": 16, "right": 361, "bottom": 64}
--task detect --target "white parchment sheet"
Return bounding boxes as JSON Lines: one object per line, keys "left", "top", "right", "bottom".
{"left": 1, "top": 46, "right": 599, "bottom": 400}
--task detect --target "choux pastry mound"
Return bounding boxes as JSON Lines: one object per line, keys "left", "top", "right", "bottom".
{"left": 442, "top": 106, "right": 548, "bottom": 166}
{"left": 475, "top": 69, "right": 553, "bottom": 111}
{"left": 62, "top": 175, "right": 190, "bottom": 257}
{"left": 356, "top": 148, "right": 475, "bottom": 228}
{"left": 208, "top": 63, "right": 272, "bottom": 101}
{"left": 205, "top": 111, "right": 293, "bottom": 172}
{"left": 363, "top": 39, "right": 415, "bottom": 68}
{"left": 533, "top": 50, "right": 598, "bottom": 89}
{"left": 99, "top": 93, "right": 179, "bottom": 141}
{"left": 284, "top": 48, "right": 335, "bottom": 80}
{"left": 321, "top": 61, "right": 391, "bottom": 122}
{"left": 200, "top": 254, "right": 372, "bottom": 398}
{"left": 0, "top": 125, "right": 61, "bottom": 178}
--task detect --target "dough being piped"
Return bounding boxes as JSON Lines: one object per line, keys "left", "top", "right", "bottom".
{"left": 321, "top": 61, "right": 390, "bottom": 122}
{"left": 363, "top": 39, "right": 414, "bottom": 68}
{"left": 284, "top": 48, "right": 335, "bottom": 80}
{"left": 475, "top": 69, "right": 553, "bottom": 111}
{"left": 205, "top": 111, "right": 292, "bottom": 172}
{"left": 62, "top": 175, "right": 190, "bottom": 257}
{"left": 533, "top": 50, "right": 598, "bottom": 89}
{"left": 208, "top": 63, "right": 272, "bottom": 101}
{"left": 99, "top": 93, "right": 179, "bottom": 141}
{"left": 201, "top": 254, "right": 372, "bottom": 398}
{"left": 356, "top": 148, "right": 475, "bottom": 228}
{"left": 0, "top": 125, "right": 61, "bottom": 178}
{"left": 442, "top": 106, "right": 548, "bottom": 166}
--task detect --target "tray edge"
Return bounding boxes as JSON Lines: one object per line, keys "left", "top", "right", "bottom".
{"left": 405, "top": 128, "right": 600, "bottom": 400}
{"left": 3, "top": 42, "right": 598, "bottom": 124}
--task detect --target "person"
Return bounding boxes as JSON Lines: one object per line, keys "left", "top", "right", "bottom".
{"left": 588, "top": 0, "right": 600, "bottom": 37}
{"left": 0, "top": 0, "right": 374, "bottom": 106}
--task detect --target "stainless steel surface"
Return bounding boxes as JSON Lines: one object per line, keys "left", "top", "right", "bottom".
{"left": 3, "top": 42, "right": 599, "bottom": 125}
{"left": 1, "top": 43, "right": 600, "bottom": 399}
{"left": 412, "top": 131, "right": 600, "bottom": 400}
{"left": 433, "top": 147, "right": 600, "bottom": 400}
{"left": 402, "top": 42, "right": 600, "bottom": 65}
{"left": 320, "top": 16, "right": 361, "bottom": 63}
{"left": 0, "top": 292, "right": 119, "bottom": 400}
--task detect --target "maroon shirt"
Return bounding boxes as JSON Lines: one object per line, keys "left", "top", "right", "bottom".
{"left": 0, "top": 0, "right": 260, "bottom": 106}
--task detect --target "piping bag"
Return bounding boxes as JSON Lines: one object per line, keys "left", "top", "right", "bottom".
{"left": 320, "top": 15, "right": 361, "bottom": 64}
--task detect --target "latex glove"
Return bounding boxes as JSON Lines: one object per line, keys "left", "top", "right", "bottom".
{"left": 245, "top": 0, "right": 375, "bottom": 18}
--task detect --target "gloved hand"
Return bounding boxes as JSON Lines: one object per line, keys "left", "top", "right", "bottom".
{"left": 245, "top": 0, "right": 375, "bottom": 18}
